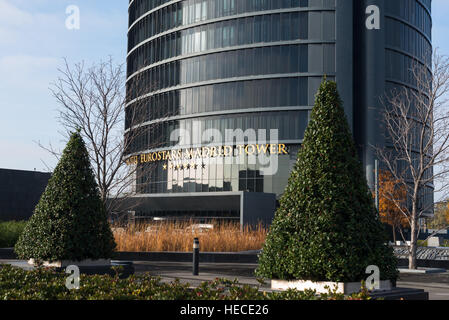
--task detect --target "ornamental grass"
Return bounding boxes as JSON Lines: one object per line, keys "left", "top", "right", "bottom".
{"left": 113, "top": 220, "right": 267, "bottom": 252}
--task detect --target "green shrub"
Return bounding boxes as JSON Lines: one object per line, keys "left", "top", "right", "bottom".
{"left": 417, "top": 240, "right": 427, "bottom": 247}
{"left": 14, "top": 131, "right": 116, "bottom": 262}
{"left": 0, "top": 264, "right": 372, "bottom": 300}
{"left": 0, "top": 221, "right": 27, "bottom": 248}
{"left": 256, "top": 79, "right": 398, "bottom": 283}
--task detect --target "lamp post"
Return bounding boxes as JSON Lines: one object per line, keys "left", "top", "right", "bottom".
{"left": 193, "top": 238, "right": 199, "bottom": 276}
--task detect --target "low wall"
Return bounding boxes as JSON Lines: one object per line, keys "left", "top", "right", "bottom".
{"left": 397, "top": 258, "right": 449, "bottom": 270}
{"left": 2, "top": 247, "right": 449, "bottom": 268}
{"left": 0, "top": 248, "right": 17, "bottom": 259}
{"left": 0, "top": 248, "right": 259, "bottom": 264}
{"left": 114, "top": 251, "right": 259, "bottom": 263}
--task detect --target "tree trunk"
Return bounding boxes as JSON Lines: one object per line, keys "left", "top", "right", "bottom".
{"left": 409, "top": 218, "right": 418, "bottom": 269}
{"left": 392, "top": 225, "right": 396, "bottom": 243}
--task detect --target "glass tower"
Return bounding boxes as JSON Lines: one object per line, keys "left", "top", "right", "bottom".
{"left": 125, "top": 0, "right": 433, "bottom": 221}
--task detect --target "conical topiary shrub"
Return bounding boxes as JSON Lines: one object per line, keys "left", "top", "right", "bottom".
{"left": 15, "top": 131, "right": 116, "bottom": 263}
{"left": 256, "top": 80, "right": 398, "bottom": 283}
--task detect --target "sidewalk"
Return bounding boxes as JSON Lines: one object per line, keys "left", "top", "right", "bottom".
{"left": 132, "top": 261, "right": 448, "bottom": 299}
{"left": 133, "top": 261, "right": 266, "bottom": 288}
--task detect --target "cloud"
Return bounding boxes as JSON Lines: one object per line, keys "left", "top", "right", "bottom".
{"left": 0, "top": 0, "right": 62, "bottom": 49}
{"left": 0, "top": 1, "right": 128, "bottom": 172}
{"left": 0, "top": 55, "right": 59, "bottom": 91}
{"left": 0, "top": 0, "right": 33, "bottom": 26}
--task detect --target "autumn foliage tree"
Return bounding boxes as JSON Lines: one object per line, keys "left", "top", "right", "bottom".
{"left": 378, "top": 170, "right": 408, "bottom": 242}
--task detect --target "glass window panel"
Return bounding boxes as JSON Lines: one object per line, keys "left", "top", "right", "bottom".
{"left": 254, "top": 15, "right": 262, "bottom": 43}
{"left": 281, "top": 13, "right": 291, "bottom": 41}
{"left": 322, "top": 11, "right": 335, "bottom": 40}
{"left": 281, "top": 46, "right": 290, "bottom": 73}
{"left": 262, "top": 15, "right": 271, "bottom": 42}
{"left": 199, "top": 86, "right": 206, "bottom": 113}
{"left": 185, "top": 88, "right": 192, "bottom": 114}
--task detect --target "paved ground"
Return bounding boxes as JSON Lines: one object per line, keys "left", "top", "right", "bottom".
{"left": 132, "top": 261, "right": 449, "bottom": 300}
{"left": 2, "top": 259, "right": 449, "bottom": 300}
{"left": 133, "top": 261, "right": 266, "bottom": 288}
{"left": 395, "top": 272, "right": 449, "bottom": 300}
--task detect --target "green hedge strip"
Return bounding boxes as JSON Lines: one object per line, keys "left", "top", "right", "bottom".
{"left": 0, "top": 264, "right": 372, "bottom": 300}
{"left": 0, "top": 221, "right": 27, "bottom": 248}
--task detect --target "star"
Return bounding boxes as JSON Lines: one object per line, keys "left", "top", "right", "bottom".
{"left": 169, "top": 163, "right": 174, "bottom": 169}
{"left": 184, "top": 163, "right": 190, "bottom": 170}
{"left": 163, "top": 164, "right": 167, "bottom": 170}
{"left": 176, "top": 164, "right": 181, "bottom": 170}
{"left": 201, "top": 163, "right": 206, "bottom": 169}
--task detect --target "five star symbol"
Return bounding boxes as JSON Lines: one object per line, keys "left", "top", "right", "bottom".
{"left": 163, "top": 162, "right": 206, "bottom": 170}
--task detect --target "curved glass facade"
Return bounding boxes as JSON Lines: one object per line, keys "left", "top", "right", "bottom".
{"left": 127, "top": 11, "right": 332, "bottom": 76}
{"left": 351, "top": 0, "right": 433, "bottom": 214}
{"left": 127, "top": 110, "right": 310, "bottom": 152}
{"left": 126, "top": 77, "right": 315, "bottom": 125}
{"left": 384, "top": 0, "right": 434, "bottom": 211}
{"left": 127, "top": 44, "right": 334, "bottom": 100}
{"left": 385, "top": 0, "right": 432, "bottom": 86}
{"left": 128, "top": 0, "right": 316, "bottom": 51}
{"left": 126, "top": 0, "right": 433, "bottom": 219}
{"left": 127, "top": 0, "right": 336, "bottom": 197}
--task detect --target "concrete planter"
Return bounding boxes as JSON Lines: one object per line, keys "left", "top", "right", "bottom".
{"left": 28, "top": 259, "right": 111, "bottom": 268}
{"left": 271, "top": 279, "right": 392, "bottom": 295}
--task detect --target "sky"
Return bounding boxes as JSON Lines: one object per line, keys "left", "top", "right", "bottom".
{"left": 0, "top": 0, "right": 448, "bottom": 173}
{"left": 0, "top": 0, "right": 128, "bottom": 172}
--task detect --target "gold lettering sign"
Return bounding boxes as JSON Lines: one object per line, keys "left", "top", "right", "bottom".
{"left": 125, "top": 143, "right": 289, "bottom": 166}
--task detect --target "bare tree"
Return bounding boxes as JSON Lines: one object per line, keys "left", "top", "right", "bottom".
{"left": 376, "top": 50, "right": 449, "bottom": 269}
{"left": 43, "top": 57, "right": 163, "bottom": 222}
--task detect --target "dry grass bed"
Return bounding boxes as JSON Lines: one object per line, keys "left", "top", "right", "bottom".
{"left": 113, "top": 221, "right": 268, "bottom": 252}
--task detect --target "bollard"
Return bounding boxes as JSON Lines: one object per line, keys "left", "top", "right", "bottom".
{"left": 193, "top": 238, "right": 199, "bottom": 276}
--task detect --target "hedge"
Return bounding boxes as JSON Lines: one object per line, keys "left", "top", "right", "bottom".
{"left": 0, "top": 264, "right": 372, "bottom": 300}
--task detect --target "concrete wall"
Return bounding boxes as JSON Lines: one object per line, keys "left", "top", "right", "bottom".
{"left": 0, "top": 169, "right": 51, "bottom": 221}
